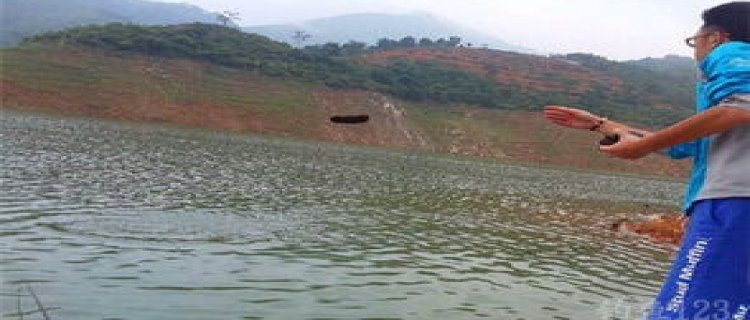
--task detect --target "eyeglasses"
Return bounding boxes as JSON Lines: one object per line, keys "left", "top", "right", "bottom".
{"left": 685, "top": 33, "right": 711, "bottom": 47}
{"left": 685, "top": 31, "right": 728, "bottom": 47}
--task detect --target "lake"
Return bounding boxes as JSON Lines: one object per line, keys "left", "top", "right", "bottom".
{"left": 0, "top": 111, "right": 685, "bottom": 320}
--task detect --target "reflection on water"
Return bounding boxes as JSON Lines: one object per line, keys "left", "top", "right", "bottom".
{"left": 0, "top": 111, "right": 684, "bottom": 319}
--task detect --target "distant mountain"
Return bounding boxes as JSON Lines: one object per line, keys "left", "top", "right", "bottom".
{"left": 243, "top": 12, "right": 532, "bottom": 54}
{"left": 0, "top": 0, "right": 225, "bottom": 46}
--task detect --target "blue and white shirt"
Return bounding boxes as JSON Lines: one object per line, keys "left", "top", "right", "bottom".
{"left": 665, "top": 41, "right": 750, "bottom": 212}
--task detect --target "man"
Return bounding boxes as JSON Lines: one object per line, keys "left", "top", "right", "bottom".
{"left": 543, "top": 2, "right": 750, "bottom": 319}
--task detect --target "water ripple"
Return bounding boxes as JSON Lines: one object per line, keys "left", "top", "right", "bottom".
{"left": 0, "top": 111, "right": 682, "bottom": 320}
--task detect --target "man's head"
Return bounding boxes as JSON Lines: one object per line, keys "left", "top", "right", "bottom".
{"left": 688, "top": 2, "right": 750, "bottom": 61}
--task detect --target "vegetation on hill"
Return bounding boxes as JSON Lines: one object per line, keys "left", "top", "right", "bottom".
{"left": 364, "top": 49, "right": 695, "bottom": 127}
{"left": 21, "top": 23, "right": 694, "bottom": 127}
{"left": 24, "top": 23, "right": 519, "bottom": 109}
{"left": 626, "top": 55, "right": 696, "bottom": 80}
{"left": 26, "top": 23, "right": 362, "bottom": 84}
{"left": 558, "top": 53, "right": 695, "bottom": 110}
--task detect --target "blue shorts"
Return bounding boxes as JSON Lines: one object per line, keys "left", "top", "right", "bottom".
{"left": 647, "top": 198, "right": 750, "bottom": 320}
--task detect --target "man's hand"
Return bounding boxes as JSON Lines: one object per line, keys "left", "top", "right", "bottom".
{"left": 600, "top": 106, "right": 750, "bottom": 160}
{"left": 543, "top": 105, "right": 601, "bottom": 130}
{"left": 599, "top": 133, "right": 652, "bottom": 160}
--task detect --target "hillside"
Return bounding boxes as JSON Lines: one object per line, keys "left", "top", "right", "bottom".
{"left": 18, "top": 23, "right": 546, "bottom": 113}
{"left": 0, "top": 0, "right": 223, "bottom": 46}
{"left": 0, "top": 45, "right": 689, "bottom": 177}
{"left": 361, "top": 49, "right": 694, "bottom": 127}
{"left": 1, "top": 31, "right": 691, "bottom": 178}
{"left": 25, "top": 23, "right": 697, "bottom": 127}
{"left": 243, "top": 12, "right": 531, "bottom": 54}
{"left": 560, "top": 53, "right": 695, "bottom": 110}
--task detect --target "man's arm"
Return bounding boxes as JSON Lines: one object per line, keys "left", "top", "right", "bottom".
{"left": 542, "top": 105, "right": 652, "bottom": 137}
{"left": 600, "top": 106, "right": 750, "bottom": 159}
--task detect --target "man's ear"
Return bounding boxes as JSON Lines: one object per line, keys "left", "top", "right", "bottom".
{"left": 708, "top": 34, "right": 721, "bottom": 48}
{"left": 715, "top": 32, "right": 731, "bottom": 46}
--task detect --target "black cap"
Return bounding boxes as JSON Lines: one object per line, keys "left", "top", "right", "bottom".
{"left": 702, "top": 2, "right": 750, "bottom": 42}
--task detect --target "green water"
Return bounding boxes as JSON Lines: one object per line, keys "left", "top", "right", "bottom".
{"left": 0, "top": 111, "right": 685, "bottom": 320}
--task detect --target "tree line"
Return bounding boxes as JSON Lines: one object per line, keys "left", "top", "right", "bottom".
{"left": 25, "top": 23, "right": 525, "bottom": 109}
{"left": 298, "top": 35, "right": 464, "bottom": 56}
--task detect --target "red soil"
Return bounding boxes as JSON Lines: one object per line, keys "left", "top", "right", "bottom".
{"left": 612, "top": 213, "right": 687, "bottom": 246}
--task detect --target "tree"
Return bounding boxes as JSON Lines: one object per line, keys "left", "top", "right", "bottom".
{"left": 418, "top": 38, "right": 434, "bottom": 47}
{"left": 216, "top": 10, "right": 240, "bottom": 27}
{"left": 318, "top": 42, "right": 342, "bottom": 56}
{"left": 342, "top": 41, "right": 367, "bottom": 55}
{"left": 292, "top": 30, "right": 312, "bottom": 48}
{"left": 448, "top": 36, "right": 462, "bottom": 47}
{"left": 376, "top": 38, "right": 398, "bottom": 50}
{"left": 399, "top": 36, "right": 416, "bottom": 48}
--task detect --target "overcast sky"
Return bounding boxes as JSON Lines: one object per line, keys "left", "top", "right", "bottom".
{"left": 161, "top": 0, "right": 730, "bottom": 60}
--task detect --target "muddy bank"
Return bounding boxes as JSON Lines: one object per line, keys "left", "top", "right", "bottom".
{"left": 611, "top": 213, "right": 686, "bottom": 246}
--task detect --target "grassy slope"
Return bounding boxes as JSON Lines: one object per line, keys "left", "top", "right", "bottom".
{"left": 0, "top": 44, "right": 689, "bottom": 178}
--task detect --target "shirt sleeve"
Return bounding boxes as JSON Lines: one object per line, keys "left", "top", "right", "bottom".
{"left": 661, "top": 94, "right": 749, "bottom": 159}
{"left": 663, "top": 141, "right": 697, "bottom": 159}
{"left": 719, "top": 93, "right": 750, "bottom": 110}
